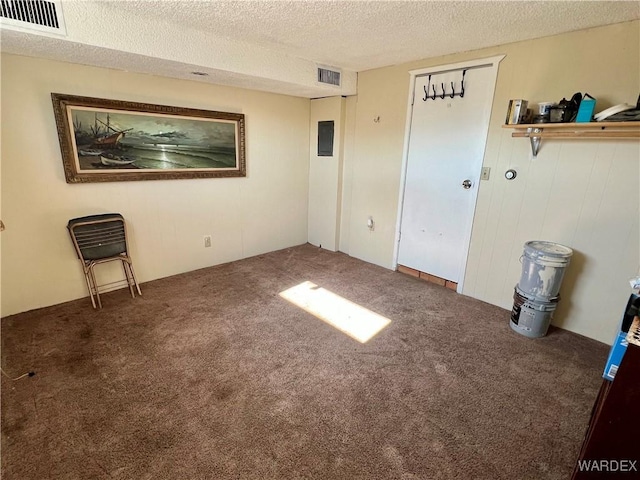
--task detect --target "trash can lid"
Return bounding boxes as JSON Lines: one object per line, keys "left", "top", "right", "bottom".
{"left": 524, "top": 241, "right": 573, "bottom": 258}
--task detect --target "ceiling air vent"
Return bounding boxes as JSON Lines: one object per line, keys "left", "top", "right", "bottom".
{"left": 1, "top": 0, "right": 66, "bottom": 35}
{"left": 317, "top": 66, "right": 341, "bottom": 87}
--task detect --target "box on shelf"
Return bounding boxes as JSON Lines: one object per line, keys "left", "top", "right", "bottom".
{"left": 576, "top": 93, "right": 596, "bottom": 123}
{"left": 505, "top": 99, "right": 528, "bottom": 125}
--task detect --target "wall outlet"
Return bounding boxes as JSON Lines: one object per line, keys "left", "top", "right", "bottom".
{"left": 204, "top": 235, "right": 212, "bottom": 248}
{"left": 481, "top": 167, "right": 491, "bottom": 181}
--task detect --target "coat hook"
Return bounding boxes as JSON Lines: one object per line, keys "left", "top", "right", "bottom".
{"left": 440, "top": 83, "right": 446, "bottom": 99}
{"left": 450, "top": 82, "right": 455, "bottom": 99}
{"left": 431, "top": 84, "right": 436, "bottom": 100}
{"left": 423, "top": 74, "right": 432, "bottom": 101}
{"left": 460, "top": 69, "right": 467, "bottom": 98}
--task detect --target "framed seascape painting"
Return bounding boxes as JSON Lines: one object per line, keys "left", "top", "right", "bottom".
{"left": 51, "top": 93, "right": 246, "bottom": 183}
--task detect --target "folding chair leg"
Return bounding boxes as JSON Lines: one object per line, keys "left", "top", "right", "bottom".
{"left": 122, "top": 259, "right": 135, "bottom": 298}
{"left": 127, "top": 261, "right": 142, "bottom": 296}
{"left": 78, "top": 256, "right": 141, "bottom": 308}
{"left": 82, "top": 267, "right": 97, "bottom": 309}
{"left": 88, "top": 264, "right": 102, "bottom": 309}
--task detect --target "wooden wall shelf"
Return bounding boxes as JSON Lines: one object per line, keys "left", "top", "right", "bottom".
{"left": 502, "top": 121, "right": 640, "bottom": 156}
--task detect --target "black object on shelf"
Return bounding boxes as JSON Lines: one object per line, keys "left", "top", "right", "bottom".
{"left": 550, "top": 92, "right": 582, "bottom": 123}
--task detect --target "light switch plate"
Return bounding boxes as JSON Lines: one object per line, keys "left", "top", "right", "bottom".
{"left": 481, "top": 167, "right": 491, "bottom": 181}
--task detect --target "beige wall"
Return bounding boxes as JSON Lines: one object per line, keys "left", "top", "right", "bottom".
{"left": 3, "top": 22, "right": 638, "bottom": 344}
{"left": 1, "top": 54, "right": 310, "bottom": 316}
{"left": 339, "top": 96, "right": 358, "bottom": 253}
{"left": 342, "top": 21, "right": 640, "bottom": 343}
{"left": 308, "top": 96, "right": 346, "bottom": 251}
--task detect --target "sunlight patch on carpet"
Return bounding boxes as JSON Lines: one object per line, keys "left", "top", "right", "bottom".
{"left": 279, "top": 281, "right": 391, "bottom": 343}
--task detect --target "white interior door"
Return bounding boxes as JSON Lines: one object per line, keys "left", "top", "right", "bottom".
{"left": 398, "top": 65, "right": 496, "bottom": 283}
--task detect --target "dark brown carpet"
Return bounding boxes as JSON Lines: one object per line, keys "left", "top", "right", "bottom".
{"left": 2, "top": 244, "right": 608, "bottom": 480}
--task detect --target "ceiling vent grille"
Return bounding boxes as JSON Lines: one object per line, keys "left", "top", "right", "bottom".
{"left": 1, "top": 0, "right": 66, "bottom": 35}
{"left": 317, "top": 66, "right": 341, "bottom": 87}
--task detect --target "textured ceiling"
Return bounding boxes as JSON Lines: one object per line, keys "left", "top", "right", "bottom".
{"left": 112, "top": 0, "right": 640, "bottom": 71}
{"left": 1, "top": 0, "right": 639, "bottom": 97}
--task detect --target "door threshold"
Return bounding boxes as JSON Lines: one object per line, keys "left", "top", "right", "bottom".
{"left": 397, "top": 265, "right": 457, "bottom": 291}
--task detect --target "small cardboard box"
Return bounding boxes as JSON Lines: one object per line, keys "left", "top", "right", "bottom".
{"left": 576, "top": 94, "right": 596, "bottom": 123}
{"left": 505, "top": 99, "right": 528, "bottom": 125}
{"left": 602, "top": 330, "right": 628, "bottom": 381}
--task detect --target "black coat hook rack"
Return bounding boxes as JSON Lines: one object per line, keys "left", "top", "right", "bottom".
{"left": 422, "top": 69, "right": 467, "bottom": 102}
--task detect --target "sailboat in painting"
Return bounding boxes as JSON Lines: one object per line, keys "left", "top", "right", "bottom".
{"left": 92, "top": 114, "right": 132, "bottom": 149}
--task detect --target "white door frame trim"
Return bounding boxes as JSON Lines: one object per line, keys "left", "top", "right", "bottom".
{"left": 392, "top": 54, "right": 505, "bottom": 293}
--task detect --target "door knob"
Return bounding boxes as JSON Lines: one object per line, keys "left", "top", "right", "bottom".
{"left": 462, "top": 179, "right": 472, "bottom": 189}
